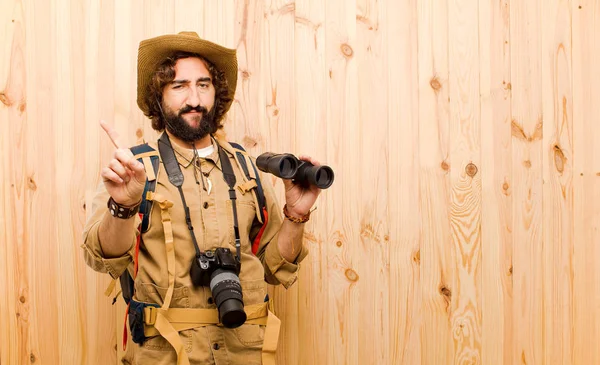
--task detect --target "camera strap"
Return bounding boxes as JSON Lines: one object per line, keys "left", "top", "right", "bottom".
{"left": 158, "top": 133, "right": 202, "bottom": 258}
{"left": 218, "top": 144, "right": 242, "bottom": 261}
{"left": 158, "top": 132, "right": 242, "bottom": 262}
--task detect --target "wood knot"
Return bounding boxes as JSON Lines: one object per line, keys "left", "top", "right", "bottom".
{"left": 553, "top": 144, "right": 566, "bottom": 173}
{"left": 502, "top": 181, "right": 510, "bottom": 195}
{"left": 508, "top": 266, "right": 513, "bottom": 276}
{"left": 523, "top": 160, "right": 532, "bottom": 168}
{"left": 27, "top": 176, "right": 37, "bottom": 191}
{"left": 430, "top": 76, "right": 442, "bottom": 91}
{"left": 0, "top": 91, "right": 12, "bottom": 106}
{"left": 345, "top": 268, "right": 359, "bottom": 282}
{"left": 441, "top": 160, "right": 449, "bottom": 171}
{"left": 413, "top": 250, "right": 420, "bottom": 264}
{"left": 241, "top": 70, "right": 250, "bottom": 79}
{"left": 242, "top": 136, "right": 258, "bottom": 148}
{"left": 19, "top": 295, "right": 26, "bottom": 303}
{"left": 440, "top": 285, "right": 452, "bottom": 299}
{"left": 135, "top": 128, "right": 143, "bottom": 139}
{"left": 18, "top": 100, "right": 26, "bottom": 114}
{"left": 340, "top": 43, "right": 354, "bottom": 58}
{"left": 465, "top": 163, "right": 478, "bottom": 177}
{"left": 335, "top": 240, "right": 342, "bottom": 247}
{"left": 30, "top": 353, "right": 36, "bottom": 363}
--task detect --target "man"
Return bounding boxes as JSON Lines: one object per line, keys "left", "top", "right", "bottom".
{"left": 82, "top": 31, "right": 320, "bottom": 365}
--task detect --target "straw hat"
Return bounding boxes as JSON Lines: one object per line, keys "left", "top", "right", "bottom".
{"left": 136, "top": 31, "right": 238, "bottom": 115}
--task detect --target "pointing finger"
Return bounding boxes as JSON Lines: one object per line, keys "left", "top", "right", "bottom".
{"left": 100, "top": 120, "right": 122, "bottom": 149}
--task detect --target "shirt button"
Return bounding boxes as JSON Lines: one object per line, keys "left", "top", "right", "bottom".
{"left": 213, "top": 343, "right": 220, "bottom": 350}
{"left": 203, "top": 202, "right": 209, "bottom": 209}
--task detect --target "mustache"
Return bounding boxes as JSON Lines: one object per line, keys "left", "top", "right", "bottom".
{"left": 179, "top": 105, "right": 208, "bottom": 115}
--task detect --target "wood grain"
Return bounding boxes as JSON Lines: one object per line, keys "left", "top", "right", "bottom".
{"left": 572, "top": 1, "right": 600, "bottom": 365}
{"left": 1, "top": 1, "right": 600, "bottom": 364}
{"left": 510, "top": 0, "right": 544, "bottom": 363}
{"left": 542, "top": 0, "right": 575, "bottom": 364}
{"left": 387, "top": 0, "right": 422, "bottom": 364}
{"left": 324, "top": 0, "right": 361, "bottom": 364}
{"left": 293, "top": 0, "right": 329, "bottom": 364}
{"left": 355, "top": 0, "right": 391, "bottom": 363}
{"left": 448, "top": 0, "right": 483, "bottom": 363}
{"left": 479, "top": 0, "right": 513, "bottom": 364}
{"left": 418, "top": 0, "right": 454, "bottom": 363}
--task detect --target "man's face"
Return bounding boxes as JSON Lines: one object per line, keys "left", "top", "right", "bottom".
{"left": 161, "top": 57, "right": 217, "bottom": 143}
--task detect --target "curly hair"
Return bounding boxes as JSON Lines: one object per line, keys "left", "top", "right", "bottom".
{"left": 143, "top": 51, "right": 231, "bottom": 131}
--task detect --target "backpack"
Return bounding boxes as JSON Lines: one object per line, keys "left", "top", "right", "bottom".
{"left": 117, "top": 140, "right": 268, "bottom": 306}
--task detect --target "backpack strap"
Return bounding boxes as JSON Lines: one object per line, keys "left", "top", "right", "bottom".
{"left": 116, "top": 143, "right": 160, "bottom": 350}
{"left": 130, "top": 144, "right": 160, "bottom": 233}
{"left": 229, "top": 142, "right": 269, "bottom": 255}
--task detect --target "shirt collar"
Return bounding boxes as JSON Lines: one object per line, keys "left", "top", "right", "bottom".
{"left": 162, "top": 132, "right": 223, "bottom": 169}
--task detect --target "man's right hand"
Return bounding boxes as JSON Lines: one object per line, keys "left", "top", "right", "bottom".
{"left": 100, "top": 120, "right": 147, "bottom": 206}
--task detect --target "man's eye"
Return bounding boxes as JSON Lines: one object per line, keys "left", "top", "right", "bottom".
{"left": 199, "top": 83, "right": 209, "bottom": 89}
{"left": 173, "top": 85, "right": 182, "bottom": 89}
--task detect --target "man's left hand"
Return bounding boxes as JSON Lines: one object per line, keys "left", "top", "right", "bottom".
{"left": 282, "top": 155, "right": 323, "bottom": 219}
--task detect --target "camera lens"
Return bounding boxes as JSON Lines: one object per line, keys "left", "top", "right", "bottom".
{"left": 210, "top": 269, "right": 246, "bottom": 328}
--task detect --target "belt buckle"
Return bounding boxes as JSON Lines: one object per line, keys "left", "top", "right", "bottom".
{"left": 144, "top": 306, "right": 158, "bottom": 325}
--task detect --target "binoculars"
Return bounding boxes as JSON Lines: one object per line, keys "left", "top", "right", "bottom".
{"left": 256, "top": 153, "right": 335, "bottom": 189}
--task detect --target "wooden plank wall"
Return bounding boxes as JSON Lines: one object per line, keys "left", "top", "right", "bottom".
{"left": 1, "top": 0, "right": 599, "bottom": 364}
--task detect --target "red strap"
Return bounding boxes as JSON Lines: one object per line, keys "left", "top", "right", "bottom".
{"left": 122, "top": 302, "right": 130, "bottom": 350}
{"left": 252, "top": 207, "right": 269, "bottom": 255}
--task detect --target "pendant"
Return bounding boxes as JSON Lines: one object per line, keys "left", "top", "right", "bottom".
{"left": 206, "top": 176, "right": 212, "bottom": 195}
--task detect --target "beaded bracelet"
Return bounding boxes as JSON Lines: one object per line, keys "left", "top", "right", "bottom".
{"left": 283, "top": 204, "right": 312, "bottom": 224}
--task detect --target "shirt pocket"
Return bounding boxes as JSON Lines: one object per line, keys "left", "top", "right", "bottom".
{"left": 225, "top": 198, "right": 256, "bottom": 253}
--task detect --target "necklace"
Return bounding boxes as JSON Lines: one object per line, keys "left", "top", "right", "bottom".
{"left": 193, "top": 148, "right": 220, "bottom": 196}
{"left": 170, "top": 144, "right": 220, "bottom": 195}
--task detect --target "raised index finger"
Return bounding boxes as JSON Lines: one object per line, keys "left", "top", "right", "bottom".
{"left": 100, "top": 120, "right": 122, "bottom": 149}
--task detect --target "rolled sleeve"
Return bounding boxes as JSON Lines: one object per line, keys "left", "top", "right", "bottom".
{"left": 81, "top": 183, "right": 136, "bottom": 279}
{"left": 253, "top": 171, "right": 309, "bottom": 288}
{"left": 262, "top": 233, "right": 309, "bottom": 288}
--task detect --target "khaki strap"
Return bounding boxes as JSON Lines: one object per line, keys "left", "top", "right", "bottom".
{"left": 146, "top": 191, "right": 176, "bottom": 311}
{"left": 154, "top": 311, "right": 190, "bottom": 365}
{"left": 143, "top": 302, "right": 280, "bottom": 365}
{"left": 243, "top": 154, "right": 258, "bottom": 180}
{"left": 132, "top": 150, "right": 159, "bottom": 160}
{"left": 262, "top": 309, "right": 281, "bottom": 365}
{"left": 237, "top": 179, "right": 258, "bottom": 194}
{"left": 104, "top": 277, "right": 117, "bottom": 297}
{"left": 142, "top": 156, "right": 156, "bottom": 181}
{"left": 144, "top": 302, "right": 269, "bottom": 334}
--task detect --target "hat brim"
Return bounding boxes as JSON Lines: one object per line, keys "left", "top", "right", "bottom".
{"left": 137, "top": 33, "right": 237, "bottom": 116}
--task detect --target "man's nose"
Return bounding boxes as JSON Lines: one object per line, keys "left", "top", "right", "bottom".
{"left": 186, "top": 88, "right": 201, "bottom": 107}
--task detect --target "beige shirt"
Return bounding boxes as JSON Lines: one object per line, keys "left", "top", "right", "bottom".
{"left": 82, "top": 134, "right": 308, "bottom": 364}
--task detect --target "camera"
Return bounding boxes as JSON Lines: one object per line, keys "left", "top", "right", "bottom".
{"left": 190, "top": 247, "right": 246, "bottom": 328}
{"left": 256, "top": 152, "right": 335, "bottom": 189}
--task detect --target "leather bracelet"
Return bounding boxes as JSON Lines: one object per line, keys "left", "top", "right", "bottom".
{"left": 107, "top": 196, "right": 141, "bottom": 219}
{"left": 283, "top": 204, "right": 311, "bottom": 224}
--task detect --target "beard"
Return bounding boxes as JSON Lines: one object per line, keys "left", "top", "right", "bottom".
{"left": 162, "top": 103, "right": 218, "bottom": 143}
